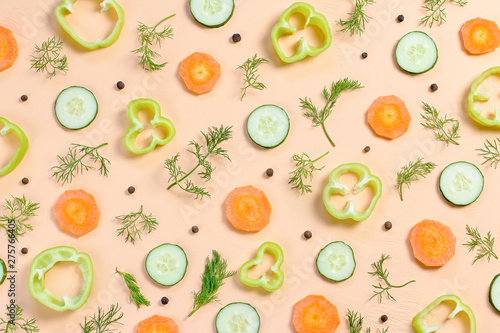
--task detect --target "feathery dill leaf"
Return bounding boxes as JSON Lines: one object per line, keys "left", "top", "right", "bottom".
{"left": 420, "top": 102, "right": 460, "bottom": 146}
{"left": 368, "top": 254, "right": 415, "bottom": 303}
{"left": 237, "top": 54, "right": 269, "bottom": 100}
{"left": 347, "top": 309, "right": 389, "bottom": 333}
{"left": 289, "top": 151, "right": 329, "bottom": 195}
{"left": 116, "top": 268, "right": 151, "bottom": 309}
{"left": 395, "top": 158, "right": 436, "bottom": 201}
{"left": 420, "top": 0, "right": 467, "bottom": 27}
{"left": 0, "top": 305, "right": 39, "bottom": 333}
{"left": 477, "top": 138, "right": 500, "bottom": 168}
{"left": 337, "top": 0, "right": 375, "bottom": 36}
{"left": 0, "top": 195, "right": 40, "bottom": 240}
{"left": 464, "top": 225, "right": 498, "bottom": 264}
{"left": 30, "top": 36, "right": 68, "bottom": 79}
{"left": 80, "top": 304, "right": 123, "bottom": 333}
{"left": 115, "top": 205, "right": 158, "bottom": 244}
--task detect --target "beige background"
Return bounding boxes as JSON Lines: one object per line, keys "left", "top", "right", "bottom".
{"left": 1, "top": 0, "right": 500, "bottom": 331}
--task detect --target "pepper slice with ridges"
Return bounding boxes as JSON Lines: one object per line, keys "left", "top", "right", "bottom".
{"left": 468, "top": 66, "right": 500, "bottom": 127}
{"left": 0, "top": 117, "right": 29, "bottom": 176}
{"left": 239, "top": 241, "right": 284, "bottom": 291}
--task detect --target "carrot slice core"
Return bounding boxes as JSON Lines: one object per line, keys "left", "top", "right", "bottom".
{"left": 367, "top": 95, "right": 411, "bottom": 139}
{"left": 54, "top": 189, "right": 100, "bottom": 237}
{"left": 293, "top": 295, "right": 340, "bottom": 333}
{"left": 410, "top": 219, "right": 456, "bottom": 267}
{"left": 225, "top": 185, "right": 272, "bottom": 232}
{"left": 461, "top": 17, "right": 500, "bottom": 54}
{"left": 179, "top": 52, "right": 221, "bottom": 94}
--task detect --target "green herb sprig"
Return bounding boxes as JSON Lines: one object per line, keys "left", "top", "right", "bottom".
{"left": 0, "top": 305, "right": 39, "bottom": 333}
{"left": 368, "top": 254, "right": 415, "bottom": 303}
{"left": 80, "top": 303, "right": 123, "bottom": 333}
{"left": 300, "top": 78, "right": 363, "bottom": 147}
{"left": 421, "top": 0, "right": 467, "bottom": 27}
{"left": 477, "top": 138, "right": 500, "bottom": 168}
{"left": 165, "top": 125, "right": 232, "bottom": 199}
{"left": 396, "top": 158, "right": 436, "bottom": 201}
{"left": 116, "top": 205, "right": 158, "bottom": 244}
{"left": 189, "top": 250, "right": 236, "bottom": 317}
{"left": 30, "top": 36, "right": 68, "bottom": 79}
{"left": 237, "top": 54, "right": 269, "bottom": 100}
{"left": 420, "top": 102, "right": 460, "bottom": 146}
{"left": 51, "top": 143, "right": 110, "bottom": 185}
{"left": 464, "top": 225, "right": 498, "bottom": 264}
{"left": 289, "top": 151, "right": 329, "bottom": 195}
{"left": 337, "top": 0, "right": 375, "bottom": 36}
{"left": 0, "top": 195, "right": 40, "bottom": 240}
{"left": 116, "top": 269, "right": 151, "bottom": 309}
{"left": 132, "top": 14, "right": 175, "bottom": 71}
{"left": 347, "top": 310, "right": 389, "bottom": 333}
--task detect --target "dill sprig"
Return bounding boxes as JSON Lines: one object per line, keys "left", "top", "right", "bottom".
{"left": 0, "top": 195, "right": 40, "bottom": 240}
{"left": 464, "top": 225, "right": 498, "bottom": 264}
{"left": 80, "top": 303, "right": 124, "bottom": 333}
{"left": 421, "top": 0, "right": 467, "bottom": 28}
{"left": 116, "top": 268, "right": 151, "bottom": 309}
{"left": 300, "top": 78, "right": 363, "bottom": 147}
{"left": 188, "top": 250, "right": 236, "bottom": 317}
{"left": 51, "top": 143, "right": 110, "bottom": 185}
{"left": 165, "top": 125, "right": 232, "bottom": 200}
{"left": 289, "top": 151, "right": 329, "bottom": 195}
{"left": 237, "top": 54, "right": 269, "bottom": 100}
{"left": 347, "top": 310, "right": 389, "bottom": 333}
{"left": 131, "top": 14, "right": 175, "bottom": 71}
{"left": 337, "top": 0, "right": 375, "bottom": 36}
{"left": 30, "top": 36, "right": 68, "bottom": 79}
{"left": 368, "top": 254, "right": 415, "bottom": 303}
{"left": 0, "top": 305, "right": 39, "bottom": 333}
{"left": 115, "top": 205, "right": 158, "bottom": 244}
{"left": 420, "top": 102, "right": 460, "bottom": 146}
{"left": 477, "top": 138, "right": 500, "bottom": 169}
{"left": 395, "top": 157, "right": 436, "bottom": 201}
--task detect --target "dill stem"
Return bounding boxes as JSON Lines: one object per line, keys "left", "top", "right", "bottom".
{"left": 188, "top": 305, "right": 202, "bottom": 318}
{"left": 321, "top": 122, "right": 335, "bottom": 147}
{"left": 313, "top": 151, "right": 330, "bottom": 162}
{"left": 152, "top": 14, "right": 176, "bottom": 32}
{"left": 167, "top": 151, "right": 210, "bottom": 190}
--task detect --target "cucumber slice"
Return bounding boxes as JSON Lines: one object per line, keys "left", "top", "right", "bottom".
{"left": 190, "top": 0, "right": 234, "bottom": 28}
{"left": 55, "top": 86, "right": 98, "bottom": 130}
{"left": 316, "top": 241, "right": 356, "bottom": 282}
{"left": 247, "top": 104, "right": 290, "bottom": 148}
{"left": 216, "top": 302, "right": 260, "bottom": 333}
{"left": 145, "top": 243, "right": 187, "bottom": 286}
{"left": 395, "top": 31, "right": 438, "bottom": 74}
{"left": 439, "top": 161, "right": 484, "bottom": 206}
{"left": 0, "top": 258, "right": 6, "bottom": 285}
{"left": 490, "top": 274, "right": 500, "bottom": 313}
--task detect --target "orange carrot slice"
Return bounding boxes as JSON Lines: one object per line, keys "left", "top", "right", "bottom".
{"left": 410, "top": 219, "right": 456, "bottom": 267}
{"left": 225, "top": 185, "right": 271, "bottom": 232}
{"left": 367, "top": 95, "right": 411, "bottom": 139}
{"left": 293, "top": 295, "right": 340, "bottom": 333}
{"left": 54, "top": 189, "right": 100, "bottom": 237}
{"left": 0, "top": 26, "right": 18, "bottom": 72}
{"left": 135, "top": 315, "right": 178, "bottom": 333}
{"left": 461, "top": 17, "right": 500, "bottom": 54}
{"left": 179, "top": 52, "right": 221, "bottom": 94}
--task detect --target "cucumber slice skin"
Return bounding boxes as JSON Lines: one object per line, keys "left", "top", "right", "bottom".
{"left": 0, "top": 258, "right": 6, "bottom": 285}
{"left": 316, "top": 241, "right": 356, "bottom": 282}
{"left": 395, "top": 31, "right": 438, "bottom": 74}
{"left": 55, "top": 86, "right": 98, "bottom": 130}
{"left": 247, "top": 104, "right": 290, "bottom": 148}
{"left": 490, "top": 274, "right": 500, "bottom": 313}
{"left": 216, "top": 302, "right": 260, "bottom": 333}
{"left": 439, "top": 161, "right": 484, "bottom": 206}
{"left": 190, "top": 0, "right": 235, "bottom": 28}
{"left": 145, "top": 243, "right": 188, "bottom": 287}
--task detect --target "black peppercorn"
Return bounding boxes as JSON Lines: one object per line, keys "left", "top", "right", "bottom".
{"left": 116, "top": 81, "right": 125, "bottom": 90}
{"left": 21, "top": 248, "right": 28, "bottom": 254}
{"left": 191, "top": 226, "right": 199, "bottom": 234}
{"left": 232, "top": 33, "right": 241, "bottom": 43}
{"left": 381, "top": 314, "right": 388, "bottom": 322}
{"left": 304, "top": 230, "right": 312, "bottom": 239}
{"left": 21, "top": 177, "right": 29, "bottom": 185}
{"left": 266, "top": 168, "right": 274, "bottom": 177}
{"left": 361, "top": 52, "right": 368, "bottom": 59}
{"left": 430, "top": 83, "right": 438, "bottom": 92}
{"left": 384, "top": 221, "right": 393, "bottom": 230}
{"left": 363, "top": 146, "right": 371, "bottom": 153}
{"left": 20, "top": 95, "right": 28, "bottom": 102}
{"left": 127, "top": 186, "right": 135, "bottom": 194}
{"left": 397, "top": 15, "right": 405, "bottom": 22}
{"left": 161, "top": 297, "right": 169, "bottom": 305}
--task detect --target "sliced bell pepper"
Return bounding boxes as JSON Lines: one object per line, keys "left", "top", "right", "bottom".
{"left": 271, "top": 2, "right": 332, "bottom": 63}
{"left": 412, "top": 294, "right": 476, "bottom": 333}
{"left": 468, "top": 66, "right": 500, "bottom": 127}
{"left": 239, "top": 241, "right": 284, "bottom": 291}
{"left": 123, "top": 98, "right": 176, "bottom": 154}
{"left": 0, "top": 117, "right": 29, "bottom": 176}
{"left": 55, "top": 0, "right": 125, "bottom": 50}
{"left": 28, "top": 246, "right": 93, "bottom": 312}
{"left": 323, "top": 163, "right": 382, "bottom": 221}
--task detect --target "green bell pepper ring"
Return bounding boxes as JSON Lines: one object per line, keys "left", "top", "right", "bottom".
{"left": 271, "top": 2, "right": 332, "bottom": 63}
{"left": 323, "top": 163, "right": 382, "bottom": 221}
{"left": 28, "top": 246, "right": 93, "bottom": 312}
{"left": 412, "top": 294, "right": 476, "bottom": 333}
{"left": 124, "top": 98, "right": 176, "bottom": 154}
{"left": 0, "top": 117, "right": 29, "bottom": 176}
{"left": 55, "top": 0, "right": 125, "bottom": 50}
{"left": 468, "top": 66, "right": 500, "bottom": 127}
{"left": 239, "top": 241, "right": 284, "bottom": 291}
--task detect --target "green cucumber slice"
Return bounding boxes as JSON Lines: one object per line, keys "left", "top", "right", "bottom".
{"left": 247, "top": 104, "right": 290, "bottom": 148}
{"left": 395, "top": 31, "right": 438, "bottom": 74}
{"left": 316, "top": 241, "right": 356, "bottom": 282}
{"left": 145, "top": 243, "right": 187, "bottom": 286}
{"left": 190, "top": 0, "right": 234, "bottom": 28}
{"left": 216, "top": 302, "right": 260, "bottom": 333}
{"left": 490, "top": 274, "right": 500, "bottom": 313}
{"left": 439, "top": 161, "right": 484, "bottom": 206}
{"left": 55, "top": 86, "right": 98, "bottom": 130}
{"left": 0, "top": 258, "right": 6, "bottom": 285}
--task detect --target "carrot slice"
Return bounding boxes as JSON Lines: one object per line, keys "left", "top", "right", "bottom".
{"left": 225, "top": 185, "right": 272, "bottom": 232}
{"left": 461, "top": 17, "right": 500, "bottom": 54}
{"left": 367, "top": 95, "right": 411, "bottom": 139}
{"left": 0, "top": 26, "right": 18, "bottom": 72}
{"left": 179, "top": 52, "right": 221, "bottom": 94}
{"left": 54, "top": 189, "right": 100, "bottom": 237}
{"left": 293, "top": 295, "right": 340, "bottom": 333}
{"left": 135, "top": 315, "right": 179, "bottom": 333}
{"left": 410, "top": 219, "right": 456, "bottom": 267}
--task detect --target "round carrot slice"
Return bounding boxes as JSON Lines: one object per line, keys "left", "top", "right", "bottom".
{"left": 293, "top": 295, "right": 340, "bottom": 333}
{"left": 136, "top": 315, "right": 178, "bottom": 333}
{"left": 225, "top": 185, "right": 271, "bottom": 232}
{"left": 179, "top": 52, "right": 221, "bottom": 94}
{"left": 367, "top": 95, "right": 411, "bottom": 139}
{"left": 54, "top": 189, "right": 100, "bottom": 237}
{"left": 461, "top": 17, "right": 500, "bottom": 54}
{"left": 410, "top": 219, "right": 456, "bottom": 267}
{"left": 0, "top": 26, "right": 18, "bottom": 72}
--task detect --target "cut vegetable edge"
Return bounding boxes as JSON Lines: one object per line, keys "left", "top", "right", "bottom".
{"left": 395, "top": 31, "right": 438, "bottom": 74}
{"left": 293, "top": 295, "right": 340, "bottom": 333}
{"left": 190, "top": 0, "right": 235, "bottom": 28}
{"left": 55, "top": 86, "right": 98, "bottom": 130}
{"left": 316, "top": 241, "right": 356, "bottom": 282}
{"left": 225, "top": 185, "right": 272, "bottom": 232}
{"left": 409, "top": 219, "right": 456, "bottom": 268}
{"left": 247, "top": 104, "right": 290, "bottom": 148}
{"left": 54, "top": 189, "right": 101, "bottom": 237}
{"left": 461, "top": 17, "right": 500, "bottom": 54}
{"left": 489, "top": 274, "right": 500, "bottom": 313}
{"left": 216, "top": 302, "right": 260, "bottom": 333}
{"left": 0, "top": 258, "right": 6, "bottom": 285}
{"left": 145, "top": 243, "right": 188, "bottom": 286}
{"left": 439, "top": 161, "right": 484, "bottom": 206}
